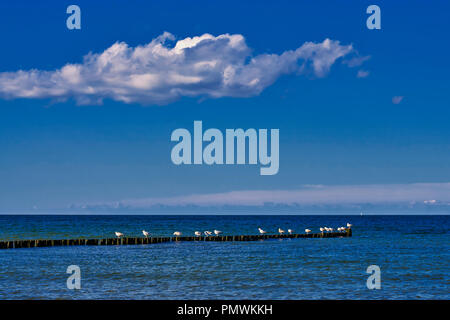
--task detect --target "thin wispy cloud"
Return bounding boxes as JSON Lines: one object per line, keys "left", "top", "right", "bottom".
{"left": 73, "top": 183, "right": 450, "bottom": 210}
{"left": 392, "top": 96, "right": 404, "bottom": 104}
{"left": 357, "top": 70, "right": 370, "bottom": 78}
{"left": 0, "top": 32, "right": 359, "bottom": 106}
{"left": 342, "top": 55, "right": 371, "bottom": 67}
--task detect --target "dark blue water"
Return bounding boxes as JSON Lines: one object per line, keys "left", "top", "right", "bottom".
{"left": 0, "top": 215, "right": 448, "bottom": 299}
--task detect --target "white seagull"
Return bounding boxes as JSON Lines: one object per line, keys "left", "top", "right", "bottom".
{"left": 142, "top": 230, "right": 149, "bottom": 238}
{"left": 278, "top": 228, "right": 285, "bottom": 235}
{"left": 347, "top": 223, "right": 352, "bottom": 228}
{"left": 288, "top": 229, "right": 293, "bottom": 234}
{"left": 329, "top": 228, "right": 334, "bottom": 232}
{"left": 204, "top": 231, "right": 213, "bottom": 236}
{"left": 194, "top": 231, "right": 201, "bottom": 236}
{"left": 258, "top": 228, "right": 266, "bottom": 234}
{"left": 115, "top": 232, "right": 124, "bottom": 238}
{"left": 214, "top": 230, "right": 222, "bottom": 236}
{"left": 173, "top": 231, "right": 182, "bottom": 237}
{"left": 305, "top": 229, "right": 311, "bottom": 234}
{"left": 320, "top": 227, "right": 325, "bottom": 233}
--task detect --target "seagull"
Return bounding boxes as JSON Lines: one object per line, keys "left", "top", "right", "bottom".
{"left": 258, "top": 228, "right": 266, "bottom": 234}
{"left": 173, "top": 231, "right": 182, "bottom": 237}
{"left": 278, "top": 228, "right": 285, "bottom": 235}
{"left": 288, "top": 229, "right": 293, "bottom": 234}
{"left": 329, "top": 228, "right": 334, "bottom": 232}
{"left": 347, "top": 223, "right": 352, "bottom": 228}
{"left": 204, "top": 231, "right": 213, "bottom": 236}
{"left": 115, "top": 232, "right": 124, "bottom": 238}
{"left": 214, "top": 230, "right": 222, "bottom": 236}
{"left": 305, "top": 229, "right": 311, "bottom": 234}
{"left": 194, "top": 231, "right": 201, "bottom": 236}
{"left": 142, "top": 230, "right": 149, "bottom": 238}
{"left": 320, "top": 227, "right": 325, "bottom": 233}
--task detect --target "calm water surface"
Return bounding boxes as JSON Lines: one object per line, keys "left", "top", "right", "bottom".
{"left": 0, "top": 215, "right": 448, "bottom": 299}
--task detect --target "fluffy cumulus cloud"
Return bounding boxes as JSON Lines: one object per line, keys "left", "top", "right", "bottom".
{"left": 0, "top": 32, "right": 357, "bottom": 105}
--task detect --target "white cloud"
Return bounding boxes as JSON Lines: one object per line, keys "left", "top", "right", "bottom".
{"left": 392, "top": 96, "right": 404, "bottom": 104}
{"left": 342, "top": 55, "right": 371, "bottom": 67}
{"left": 356, "top": 70, "right": 370, "bottom": 78}
{"left": 75, "top": 182, "right": 450, "bottom": 209}
{"left": 0, "top": 32, "right": 357, "bottom": 105}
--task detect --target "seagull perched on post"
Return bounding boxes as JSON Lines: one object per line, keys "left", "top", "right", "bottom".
{"left": 115, "top": 232, "right": 124, "bottom": 238}
{"left": 258, "top": 228, "right": 266, "bottom": 234}
{"left": 278, "top": 228, "right": 285, "bottom": 235}
{"left": 305, "top": 229, "right": 311, "bottom": 234}
{"left": 173, "top": 231, "right": 182, "bottom": 237}
{"left": 214, "top": 230, "right": 222, "bottom": 236}
{"left": 288, "top": 229, "right": 293, "bottom": 234}
{"left": 204, "top": 231, "right": 213, "bottom": 236}
{"left": 194, "top": 231, "right": 201, "bottom": 236}
{"left": 347, "top": 223, "right": 352, "bottom": 228}
{"left": 320, "top": 227, "right": 325, "bottom": 234}
{"left": 142, "top": 230, "right": 149, "bottom": 238}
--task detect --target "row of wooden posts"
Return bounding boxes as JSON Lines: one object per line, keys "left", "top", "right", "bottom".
{"left": 0, "top": 229, "right": 351, "bottom": 249}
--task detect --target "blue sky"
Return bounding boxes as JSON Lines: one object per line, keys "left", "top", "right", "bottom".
{"left": 0, "top": 1, "right": 449, "bottom": 213}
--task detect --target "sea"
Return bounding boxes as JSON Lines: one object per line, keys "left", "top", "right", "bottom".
{"left": 0, "top": 215, "right": 448, "bottom": 299}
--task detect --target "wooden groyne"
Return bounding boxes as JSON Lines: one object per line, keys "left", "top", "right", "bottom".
{"left": 0, "top": 229, "right": 351, "bottom": 249}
